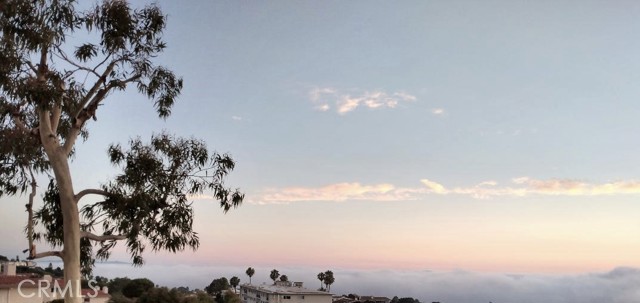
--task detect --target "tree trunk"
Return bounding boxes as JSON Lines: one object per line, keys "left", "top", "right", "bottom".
{"left": 40, "top": 111, "right": 82, "bottom": 303}
{"left": 51, "top": 152, "right": 82, "bottom": 303}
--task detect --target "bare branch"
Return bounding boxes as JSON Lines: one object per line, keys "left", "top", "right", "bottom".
{"left": 81, "top": 231, "right": 127, "bottom": 242}
{"left": 54, "top": 47, "right": 101, "bottom": 79}
{"left": 74, "top": 60, "right": 118, "bottom": 118}
{"left": 29, "top": 250, "right": 63, "bottom": 260}
{"left": 64, "top": 72, "right": 141, "bottom": 156}
{"left": 75, "top": 188, "right": 110, "bottom": 202}
{"left": 25, "top": 61, "right": 37, "bottom": 74}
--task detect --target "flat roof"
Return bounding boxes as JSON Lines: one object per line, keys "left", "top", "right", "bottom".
{"left": 241, "top": 283, "right": 331, "bottom": 296}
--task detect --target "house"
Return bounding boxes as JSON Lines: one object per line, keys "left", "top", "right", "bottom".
{"left": 240, "top": 281, "right": 332, "bottom": 303}
{"left": 0, "top": 261, "right": 110, "bottom": 303}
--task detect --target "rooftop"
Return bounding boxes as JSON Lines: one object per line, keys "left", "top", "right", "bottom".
{"left": 242, "top": 283, "right": 331, "bottom": 296}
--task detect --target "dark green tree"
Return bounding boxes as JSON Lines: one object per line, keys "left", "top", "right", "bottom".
{"left": 323, "top": 270, "right": 334, "bottom": 292}
{"left": 205, "top": 277, "right": 229, "bottom": 296}
{"left": 279, "top": 275, "right": 288, "bottom": 282}
{"left": 317, "top": 272, "right": 326, "bottom": 291}
{"left": 137, "top": 287, "right": 181, "bottom": 303}
{"left": 270, "top": 269, "right": 280, "bottom": 284}
{"left": 122, "top": 278, "right": 154, "bottom": 298}
{"left": 229, "top": 276, "right": 240, "bottom": 293}
{"left": 183, "top": 291, "right": 215, "bottom": 303}
{"left": 245, "top": 267, "right": 255, "bottom": 284}
{"left": 0, "top": 1, "right": 243, "bottom": 302}
{"left": 107, "top": 277, "right": 132, "bottom": 295}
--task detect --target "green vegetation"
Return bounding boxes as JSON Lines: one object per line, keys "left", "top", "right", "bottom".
{"left": 0, "top": 2, "right": 243, "bottom": 302}
{"left": 229, "top": 276, "right": 240, "bottom": 293}
{"left": 270, "top": 269, "right": 280, "bottom": 284}
{"left": 245, "top": 267, "right": 255, "bottom": 284}
{"left": 205, "top": 277, "right": 229, "bottom": 296}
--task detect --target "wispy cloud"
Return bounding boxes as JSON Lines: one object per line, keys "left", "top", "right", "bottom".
{"left": 253, "top": 182, "right": 422, "bottom": 204}
{"left": 309, "top": 87, "right": 416, "bottom": 115}
{"left": 231, "top": 115, "right": 243, "bottom": 121}
{"left": 431, "top": 108, "right": 445, "bottom": 115}
{"left": 251, "top": 177, "right": 640, "bottom": 204}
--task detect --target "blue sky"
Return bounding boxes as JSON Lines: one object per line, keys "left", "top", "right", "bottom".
{"left": 3, "top": 1, "right": 640, "bottom": 301}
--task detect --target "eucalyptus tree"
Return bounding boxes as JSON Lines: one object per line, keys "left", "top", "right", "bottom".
{"left": 245, "top": 267, "right": 255, "bottom": 284}
{"left": 0, "top": 1, "right": 243, "bottom": 302}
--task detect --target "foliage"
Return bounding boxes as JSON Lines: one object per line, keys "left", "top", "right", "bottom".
{"left": 137, "top": 287, "right": 181, "bottom": 303}
{"left": 323, "top": 270, "right": 335, "bottom": 292}
{"left": 279, "top": 275, "right": 288, "bottom": 282}
{"left": 107, "top": 277, "right": 133, "bottom": 295}
{"left": 182, "top": 291, "right": 215, "bottom": 303}
{"left": 122, "top": 278, "right": 155, "bottom": 298}
{"left": 224, "top": 291, "right": 242, "bottom": 303}
{"left": 317, "top": 272, "right": 326, "bottom": 290}
{"left": 0, "top": 0, "right": 244, "bottom": 286}
{"left": 229, "top": 276, "right": 240, "bottom": 293}
{"left": 270, "top": 269, "right": 280, "bottom": 284}
{"left": 245, "top": 267, "right": 255, "bottom": 284}
{"left": 107, "top": 293, "right": 135, "bottom": 303}
{"left": 205, "top": 277, "right": 229, "bottom": 295}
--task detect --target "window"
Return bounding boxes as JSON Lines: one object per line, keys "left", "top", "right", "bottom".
{"left": 283, "top": 296, "right": 291, "bottom": 299}
{"left": 301, "top": 296, "right": 305, "bottom": 299}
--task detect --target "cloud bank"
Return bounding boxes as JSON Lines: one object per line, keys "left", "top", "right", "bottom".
{"left": 90, "top": 263, "right": 640, "bottom": 303}
{"left": 252, "top": 177, "right": 640, "bottom": 204}
{"left": 309, "top": 87, "right": 416, "bottom": 115}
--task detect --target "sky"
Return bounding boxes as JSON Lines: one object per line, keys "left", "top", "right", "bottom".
{"left": 3, "top": 1, "right": 640, "bottom": 302}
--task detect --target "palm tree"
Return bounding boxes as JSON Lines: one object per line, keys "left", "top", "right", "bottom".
{"left": 317, "top": 272, "right": 326, "bottom": 290}
{"left": 230, "top": 276, "right": 240, "bottom": 293}
{"left": 246, "top": 267, "right": 255, "bottom": 284}
{"left": 323, "top": 270, "right": 335, "bottom": 292}
{"left": 270, "top": 269, "right": 280, "bottom": 284}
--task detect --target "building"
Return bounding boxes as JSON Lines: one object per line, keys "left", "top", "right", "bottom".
{"left": 0, "top": 261, "right": 110, "bottom": 303}
{"left": 240, "top": 281, "right": 332, "bottom": 303}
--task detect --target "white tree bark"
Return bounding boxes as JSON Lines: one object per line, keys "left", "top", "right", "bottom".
{"left": 39, "top": 108, "right": 82, "bottom": 303}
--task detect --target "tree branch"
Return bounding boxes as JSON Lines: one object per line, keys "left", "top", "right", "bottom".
{"left": 74, "top": 60, "right": 118, "bottom": 118}
{"left": 64, "top": 72, "right": 141, "bottom": 156}
{"left": 74, "top": 188, "right": 110, "bottom": 202}
{"left": 55, "top": 48, "right": 101, "bottom": 79}
{"left": 29, "top": 250, "right": 63, "bottom": 260}
{"left": 26, "top": 169, "right": 36, "bottom": 260}
{"left": 50, "top": 104, "right": 61, "bottom": 133}
{"left": 80, "top": 231, "right": 127, "bottom": 242}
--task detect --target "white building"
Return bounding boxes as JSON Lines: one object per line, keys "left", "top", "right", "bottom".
{"left": 241, "top": 281, "right": 332, "bottom": 303}
{"left": 0, "top": 262, "right": 110, "bottom": 303}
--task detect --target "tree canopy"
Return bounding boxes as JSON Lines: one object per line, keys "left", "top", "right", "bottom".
{"left": 0, "top": 1, "right": 243, "bottom": 302}
{"left": 245, "top": 267, "right": 255, "bottom": 284}
{"left": 205, "top": 277, "right": 229, "bottom": 296}
{"left": 270, "top": 269, "right": 280, "bottom": 284}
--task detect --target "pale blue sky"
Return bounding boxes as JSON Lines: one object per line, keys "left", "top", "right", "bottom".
{"left": 3, "top": 3, "right": 640, "bottom": 298}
